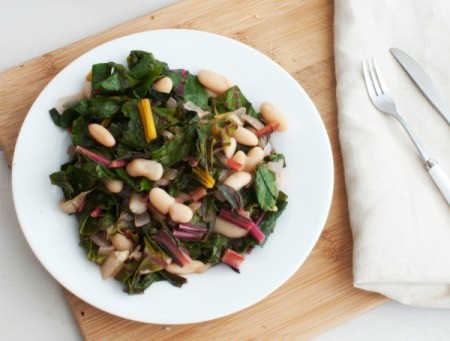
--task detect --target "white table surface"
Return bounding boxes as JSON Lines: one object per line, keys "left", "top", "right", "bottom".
{"left": 1, "top": 1, "right": 450, "bottom": 340}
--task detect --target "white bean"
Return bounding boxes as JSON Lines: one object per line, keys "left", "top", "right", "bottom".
{"left": 260, "top": 102, "right": 289, "bottom": 131}
{"left": 244, "top": 147, "right": 265, "bottom": 173}
{"left": 223, "top": 137, "right": 237, "bottom": 158}
{"left": 129, "top": 191, "right": 147, "bottom": 214}
{"left": 149, "top": 188, "right": 175, "bottom": 215}
{"left": 233, "top": 126, "right": 258, "bottom": 146}
{"left": 88, "top": 123, "right": 116, "bottom": 147}
{"left": 102, "top": 179, "right": 124, "bottom": 193}
{"left": 169, "top": 203, "right": 193, "bottom": 223}
{"left": 224, "top": 171, "right": 252, "bottom": 191}
{"left": 126, "top": 159, "right": 163, "bottom": 181}
{"left": 197, "top": 70, "right": 232, "bottom": 94}
{"left": 111, "top": 234, "right": 134, "bottom": 253}
{"left": 213, "top": 217, "right": 249, "bottom": 238}
{"left": 165, "top": 260, "right": 210, "bottom": 275}
{"left": 101, "top": 250, "right": 129, "bottom": 279}
{"left": 152, "top": 76, "right": 173, "bottom": 93}
{"left": 231, "top": 151, "right": 246, "bottom": 171}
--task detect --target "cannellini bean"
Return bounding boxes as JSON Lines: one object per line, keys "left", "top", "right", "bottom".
{"left": 231, "top": 151, "right": 246, "bottom": 171}
{"left": 223, "top": 137, "right": 237, "bottom": 158}
{"left": 111, "top": 233, "right": 134, "bottom": 253}
{"left": 149, "top": 188, "right": 175, "bottom": 215}
{"left": 88, "top": 123, "right": 116, "bottom": 147}
{"left": 126, "top": 159, "right": 163, "bottom": 181}
{"left": 129, "top": 191, "right": 147, "bottom": 214}
{"left": 165, "top": 260, "right": 210, "bottom": 275}
{"left": 102, "top": 179, "right": 124, "bottom": 193}
{"left": 101, "top": 250, "right": 129, "bottom": 279}
{"left": 224, "top": 172, "right": 252, "bottom": 191}
{"left": 228, "top": 113, "right": 243, "bottom": 126}
{"left": 213, "top": 217, "right": 249, "bottom": 238}
{"left": 169, "top": 203, "right": 193, "bottom": 223}
{"left": 233, "top": 126, "right": 258, "bottom": 146}
{"left": 152, "top": 76, "right": 173, "bottom": 93}
{"left": 260, "top": 102, "right": 289, "bottom": 131}
{"left": 197, "top": 69, "right": 232, "bottom": 94}
{"left": 244, "top": 147, "right": 265, "bottom": 173}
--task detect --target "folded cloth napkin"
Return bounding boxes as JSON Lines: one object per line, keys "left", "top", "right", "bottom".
{"left": 335, "top": 0, "right": 450, "bottom": 307}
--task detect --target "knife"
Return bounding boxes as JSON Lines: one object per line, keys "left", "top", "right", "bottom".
{"left": 390, "top": 47, "right": 450, "bottom": 125}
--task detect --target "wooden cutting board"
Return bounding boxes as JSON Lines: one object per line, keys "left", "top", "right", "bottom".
{"left": 0, "top": 0, "right": 388, "bottom": 339}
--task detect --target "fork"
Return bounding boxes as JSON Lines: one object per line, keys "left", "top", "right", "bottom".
{"left": 362, "top": 58, "right": 450, "bottom": 205}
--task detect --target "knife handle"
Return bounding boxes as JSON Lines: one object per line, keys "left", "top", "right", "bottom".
{"left": 427, "top": 160, "right": 450, "bottom": 206}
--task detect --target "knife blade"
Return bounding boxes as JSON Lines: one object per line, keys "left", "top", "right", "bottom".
{"left": 390, "top": 47, "right": 450, "bottom": 125}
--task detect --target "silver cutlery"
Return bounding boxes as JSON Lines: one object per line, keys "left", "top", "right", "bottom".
{"left": 390, "top": 48, "right": 450, "bottom": 125}
{"left": 362, "top": 58, "right": 450, "bottom": 205}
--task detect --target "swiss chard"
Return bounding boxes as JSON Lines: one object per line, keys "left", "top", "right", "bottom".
{"left": 254, "top": 164, "right": 278, "bottom": 211}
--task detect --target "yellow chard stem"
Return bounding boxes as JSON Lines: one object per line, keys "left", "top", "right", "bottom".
{"left": 86, "top": 70, "right": 92, "bottom": 81}
{"left": 192, "top": 167, "right": 215, "bottom": 189}
{"left": 137, "top": 98, "right": 157, "bottom": 142}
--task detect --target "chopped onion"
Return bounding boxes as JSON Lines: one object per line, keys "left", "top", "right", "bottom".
{"left": 90, "top": 232, "right": 110, "bottom": 247}
{"left": 242, "top": 114, "right": 264, "bottom": 130}
{"left": 230, "top": 107, "right": 246, "bottom": 117}
{"left": 268, "top": 160, "right": 285, "bottom": 188}
{"left": 98, "top": 246, "right": 115, "bottom": 256}
{"left": 263, "top": 142, "right": 273, "bottom": 156}
{"left": 82, "top": 82, "right": 92, "bottom": 99}
{"left": 166, "top": 97, "right": 178, "bottom": 109}
{"left": 175, "top": 192, "right": 192, "bottom": 203}
{"left": 184, "top": 101, "right": 210, "bottom": 118}
{"left": 258, "top": 134, "right": 269, "bottom": 149}
{"left": 59, "top": 190, "right": 91, "bottom": 214}
{"left": 268, "top": 160, "right": 284, "bottom": 174}
{"left": 147, "top": 202, "right": 166, "bottom": 221}
{"left": 155, "top": 178, "right": 170, "bottom": 186}
{"left": 163, "top": 168, "right": 178, "bottom": 181}
{"left": 134, "top": 212, "right": 151, "bottom": 227}
{"left": 218, "top": 169, "right": 232, "bottom": 182}
{"left": 55, "top": 93, "right": 84, "bottom": 114}
{"left": 188, "top": 201, "right": 202, "bottom": 212}
{"left": 162, "top": 130, "right": 174, "bottom": 140}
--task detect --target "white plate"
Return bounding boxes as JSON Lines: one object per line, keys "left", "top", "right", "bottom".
{"left": 12, "top": 30, "right": 333, "bottom": 324}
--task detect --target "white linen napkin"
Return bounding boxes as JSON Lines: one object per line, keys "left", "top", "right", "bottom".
{"left": 335, "top": 0, "right": 450, "bottom": 307}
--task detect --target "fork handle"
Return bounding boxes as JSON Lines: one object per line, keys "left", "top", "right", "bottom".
{"left": 427, "top": 159, "right": 450, "bottom": 205}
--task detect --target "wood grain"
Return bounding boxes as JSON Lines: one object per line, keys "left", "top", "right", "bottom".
{"left": 0, "top": 0, "right": 388, "bottom": 339}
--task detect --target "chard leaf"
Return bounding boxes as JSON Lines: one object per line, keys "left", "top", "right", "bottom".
{"left": 125, "top": 272, "right": 162, "bottom": 295}
{"left": 120, "top": 102, "right": 148, "bottom": 149}
{"left": 49, "top": 171, "right": 75, "bottom": 199}
{"left": 127, "top": 51, "right": 168, "bottom": 79}
{"left": 215, "top": 183, "right": 243, "bottom": 210}
{"left": 115, "top": 168, "right": 154, "bottom": 192}
{"left": 265, "top": 153, "right": 286, "bottom": 166}
{"left": 215, "top": 86, "right": 259, "bottom": 118}
{"left": 79, "top": 237, "right": 107, "bottom": 264}
{"left": 92, "top": 62, "right": 137, "bottom": 94}
{"left": 49, "top": 108, "right": 80, "bottom": 129}
{"left": 185, "top": 234, "right": 229, "bottom": 264}
{"left": 71, "top": 116, "right": 94, "bottom": 147}
{"left": 76, "top": 97, "right": 122, "bottom": 119}
{"left": 254, "top": 164, "right": 278, "bottom": 211}
{"left": 151, "top": 131, "right": 195, "bottom": 167}
{"left": 258, "top": 193, "right": 288, "bottom": 245}
{"left": 167, "top": 70, "right": 208, "bottom": 108}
